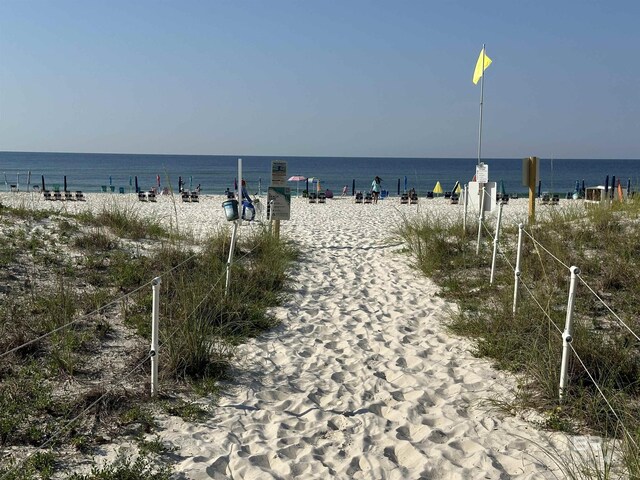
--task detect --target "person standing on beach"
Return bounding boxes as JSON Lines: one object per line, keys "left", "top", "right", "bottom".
{"left": 371, "top": 176, "right": 382, "bottom": 204}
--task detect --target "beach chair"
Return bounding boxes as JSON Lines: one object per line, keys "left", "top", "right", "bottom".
{"left": 148, "top": 191, "right": 157, "bottom": 202}
{"left": 409, "top": 192, "right": 419, "bottom": 204}
{"left": 181, "top": 192, "right": 190, "bottom": 202}
{"left": 426, "top": 191, "right": 434, "bottom": 199}
{"left": 53, "top": 191, "right": 62, "bottom": 201}
{"left": 500, "top": 195, "right": 509, "bottom": 205}
{"left": 511, "top": 193, "right": 519, "bottom": 199}
{"left": 317, "top": 192, "right": 326, "bottom": 203}
{"left": 43, "top": 190, "right": 52, "bottom": 201}
{"left": 450, "top": 194, "right": 459, "bottom": 205}
{"left": 551, "top": 194, "right": 559, "bottom": 206}
{"left": 400, "top": 193, "right": 409, "bottom": 204}
{"left": 190, "top": 193, "right": 199, "bottom": 202}
{"left": 75, "top": 191, "right": 85, "bottom": 201}
{"left": 226, "top": 191, "right": 235, "bottom": 199}
{"left": 308, "top": 192, "right": 317, "bottom": 203}
{"left": 138, "top": 192, "right": 147, "bottom": 202}
{"left": 364, "top": 192, "right": 373, "bottom": 204}
{"left": 119, "top": 187, "right": 125, "bottom": 194}
{"left": 541, "top": 193, "right": 550, "bottom": 205}
{"left": 101, "top": 185, "right": 107, "bottom": 192}
{"left": 444, "top": 191, "right": 452, "bottom": 199}
{"left": 354, "top": 192, "right": 363, "bottom": 204}
{"left": 64, "top": 191, "right": 74, "bottom": 201}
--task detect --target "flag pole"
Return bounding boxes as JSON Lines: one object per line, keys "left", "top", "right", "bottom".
{"left": 477, "top": 43, "right": 486, "bottom": 166}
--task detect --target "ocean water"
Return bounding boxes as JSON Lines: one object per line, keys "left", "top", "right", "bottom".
{"left": 1, "top": 151, "right": 639, "bottom": 196}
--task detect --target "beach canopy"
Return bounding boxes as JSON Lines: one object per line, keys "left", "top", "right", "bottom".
{"left": 288, "top": 175, "right": 306, "bottom": 182}
{"left": 452, "top": 181, "right": 462, "bottom": 194}
{"left": 499, "top": 179, "right": 506, "bottom": 196}
{"left": 433, "top": 181, "right": 443, "bottom": 194}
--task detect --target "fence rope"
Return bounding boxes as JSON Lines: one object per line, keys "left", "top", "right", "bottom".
{"left": 568, "top": 343, "right": 639, "bottom": 450}
{"left": 0, "top": 352, "right": 152, "bottom": 480}
{"left": 0, "top": 249, "right": 202, "bottom": 360}
{"left": 576, "top": 274, "right": 640, "bottom": 343}
{"left": 522, "top": 227, "right": 571, "bottom": 271}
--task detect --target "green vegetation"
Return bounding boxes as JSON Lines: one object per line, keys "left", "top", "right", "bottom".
{"left": 397, "top": 199, "right": 640, "bottom": 477}
{"left": 0, "top": 201, "right": 296, "bottom": 477}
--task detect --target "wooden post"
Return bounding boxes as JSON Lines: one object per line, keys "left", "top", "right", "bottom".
{"left": 274, "top": 219, "right": 280, "bottom": 239}
{"left": 528, "top": 156, "right": 537, "bottom": 225}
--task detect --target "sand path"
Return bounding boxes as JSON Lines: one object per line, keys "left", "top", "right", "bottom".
{"left": 159, "top": 199, "right": 566, "bottom": 479}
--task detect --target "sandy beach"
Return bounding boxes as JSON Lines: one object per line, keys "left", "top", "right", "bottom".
{"left": 1, "top": 192, "right": 586, "bottom": 478}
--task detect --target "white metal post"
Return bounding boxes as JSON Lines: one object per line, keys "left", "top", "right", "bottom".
{"left": 463, "top": 184, "right": 468, "bottom": 232}
{"left": 268, "top": 199, "right": 274, "bottom": 233}
{"left": 512, "top": 223, "right": 524, "bottom": 314}
{"left": 225, "top": 158, "right": 242, "bottom": 296}
{"left": 559, "top": 266, "right": 580, "bottom": 401}
{"left": 489, "top": 202, "right": 503, "bottom": 284}
{"left": 476, "top": 185, "right": 486, "bottom": 254}
{"left": 150, "top": 276, "right": 161, "bottom": 397}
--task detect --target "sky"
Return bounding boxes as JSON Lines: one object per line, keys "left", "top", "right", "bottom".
{"left": 0, "top": 0, "right": 639, "bottom": 158}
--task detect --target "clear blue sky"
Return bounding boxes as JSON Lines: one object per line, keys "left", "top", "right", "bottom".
{"left": 1, "top": 0, "right": 638, "bottom": 158}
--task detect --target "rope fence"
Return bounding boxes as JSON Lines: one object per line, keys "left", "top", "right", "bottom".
{"left": 473, "top": 210, "right": 640, "bottom": 460}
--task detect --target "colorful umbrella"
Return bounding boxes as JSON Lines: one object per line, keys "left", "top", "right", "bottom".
{"left": 433, "top": 181, "right": 443, "bottom": 195}
{"left": 288, "top": 175, "right": 306, "bottom": 196}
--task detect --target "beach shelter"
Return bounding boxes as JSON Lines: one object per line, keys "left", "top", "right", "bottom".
{"left": 433, "top": 181, "right": 443, "bottom": 196}
{"left": 452, "top": 181, "right": 462, "bottom": 194}
{"left": 404, "top": 176, "right": 408, "bottom": 193}
{"left": 64, "top": 176, "right": 67, "bottom": 192}
{"left": 27, "top": 171, "right": 31, "bottom": 191}
{"left": 288, "top": 175, "right": 306, "bottom": 196}
{"left": 189, "top": 176, "right": 193, "bottom": 191}
{"left": 499, "top": 179, "right": 506, "bottom": 197}
{"left": 604, "top": 175, "right": 609, "bottom": 197}
{"left": 134, "top": 176, "right": 139, "bottom": 193}
{"left": 41, "top": 175, "right": 46, "bottom": 191}
{"left": 109, "top": 175, "right": 112, "bottom": 187}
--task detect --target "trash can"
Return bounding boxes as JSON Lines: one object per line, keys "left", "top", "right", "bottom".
{"left": 222, "top": 199, "right": 239, "bottom": 221}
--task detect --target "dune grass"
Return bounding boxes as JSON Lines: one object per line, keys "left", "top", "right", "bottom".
{"left": 397, "top": 198, "right": 640, "bottom": 478}
{"left": 0, "top": 201, "right": 296, "bottom": 478}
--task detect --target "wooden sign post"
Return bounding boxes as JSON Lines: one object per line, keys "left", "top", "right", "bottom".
{"left": 522, "top": 156, "right": 538, "bottom": 225}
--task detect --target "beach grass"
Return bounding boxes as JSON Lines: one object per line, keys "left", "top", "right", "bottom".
{"left": 0, "top": 201, "right": 296, "bottom": 477}
{"left": 397, "top": 198, "right": 640, "bottom": 477}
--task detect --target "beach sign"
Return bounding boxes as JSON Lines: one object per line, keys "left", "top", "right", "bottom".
{"left": 476, "top": 163, "right": 489, "bottom": 183}
{"left": 271, "top": 160, "right": 287, "bottom": 187}
{"left": 267, "top": 187, "right": 291, "bottom": 220}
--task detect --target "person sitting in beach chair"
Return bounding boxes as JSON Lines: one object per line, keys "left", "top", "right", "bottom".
{"left": 308, "top": 192, "right": 317, "bottom": 203}
{"left": 181, "top": 191, "right": 190, "bottom": 202}
{"left": 354, "top": 192, "right": 363, "bottom": 203}
{"left": 318, "top": 192, "right": 326, "bottom": 203}
{"left": 364, "top": 192, "right": 373, "bottom": 204}
{"left": 409, "top": 188, "right": 418, "bottom": 204}
{"left": 400, "top": 193, "right": 409, "bottom": 204}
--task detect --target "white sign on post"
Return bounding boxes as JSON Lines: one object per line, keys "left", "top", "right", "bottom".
{"left": 476, "top": 163, "right": 489, "bottom": 183}
{"left": 267, "top": 187, "right": 291, "bottom": 220}
{"left": 271, "top": 161, "right": 287, "bottom": 187}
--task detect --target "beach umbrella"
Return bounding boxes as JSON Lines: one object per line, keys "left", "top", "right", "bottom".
{"left": 109, "top": 175, "right": 112, "bottom": 186}
{"left": 604, "top": 175, "right": 609, "bottom": 196}
{"left": 41, "top": 175, "right": 46, "bottom": 191}
{"left": 189, "top": 176, "right": 193, "bottom": 191}
{"left": 581, "top": 180, "right": 585, "bottom": 196}
{"left": 499, "top": 180, "right": 506, "bottom": 197}
{"left": 352, "top": 179, "right": 355, "bottom": 196}
{"left": 258, "top": 178, "right": 262, "bottom": 195}
{"left": 27, "top": 171, "right": 31, "bottom": 191}
{"left": 433, "top": 181, "right": 443, "bottom": 196}
{"left": 306, "top": 178, "right": 309, "bottom": 195}
{"left": 64, "top": 176, "right": 67, "bottom": 192}
{"left": 627, "top": 178, "right": 631, "bottom": 196}
{"left": 157, "top": 174, "right": 161, "bottom": 188}
{"left": 3, "top": 172, "right": 7, "bottom": 190}
{"left": 288, "top": 175, "right": 306, "bottom": 196}
{"left": 397, "top": 179, "right": 400, "bottom": 195}
{"left": 537, "top": 180, "right": 542, "bottom": 197}
{"left": 135, "top": 176, "right": 139, "bottom": 193}
{"left": 178, "top": 176, "right": 182, "bottom": 192}
{"left": 611, "top": 175, "right": 616, "bottom": 199}
{"left": 404, "top": 176, "right": 408, "bottom": 193}
{"left": 454, "top": 181, "right": 462, "bottom": 194}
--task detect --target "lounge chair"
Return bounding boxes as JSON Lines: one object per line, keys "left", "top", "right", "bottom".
{"left": 101, "top": 185, "right": 107, "bottom": 192}
{"left": 541, "top": 193, "right": 550, "bottom": 205}
{"left": 400, "top": 193, "right": 409, "bottom": 204}
{"left": 148, "top": 191, "right": 157, "bottom": 202}
{"left": 551, "top": 194, "right": 559, "bottom": 206}
{"left": 317, "top": 192, "right": 326, "bottom": 203}
{"left": 43, "top": 190, "right": 52, "bottom": 201}
{"left": 181, "top": 192, "right": 190, "bottom": 202}
{"left": 75, "top": 191, "right": 85, "bottom": 201}
{"left": 364, "top": 192, "right": 373, "bottom": 204}
{"left": 426, "top": 191, "right": 434, "bottom": 199}
{"left": 354, "top": 192, "right": 363, "bottom": 204}
{"left": 190, "top": 193, "right": 199, "bottom": 202}
{"left": 409, "top": 192, "right": 419, "bottom": 204}
{"left": 511, "top": 193, "right": 519, "bottom": 199}
{"left": 119, "top": 187, "right": 125, "bottom": 194}
{"left": 500, "top": 195, "right": 509, "bottom": 205}
{"left": 450, "top": 194, "right": 459, "bottom": 204}
{"left": 226, "top": 191, "right": 235, "bottom": 199}
{"left": 53, "top": 191, "right": 62, "bottom": 201}
{"left": 308, "top": 192, "right": 317, "bottom": 203}
{"left": 138, "top": 192, "right": 147, "bottom": 201}
{"left": 444, "top": 191, "right": 452, "bottom": 199}
{"left": 64, "top": 191, "right": 74, "bottom": 201}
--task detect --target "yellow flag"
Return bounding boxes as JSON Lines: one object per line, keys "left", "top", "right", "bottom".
{"left": 473, "top": 47, "right": 492, "bottom": 84}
